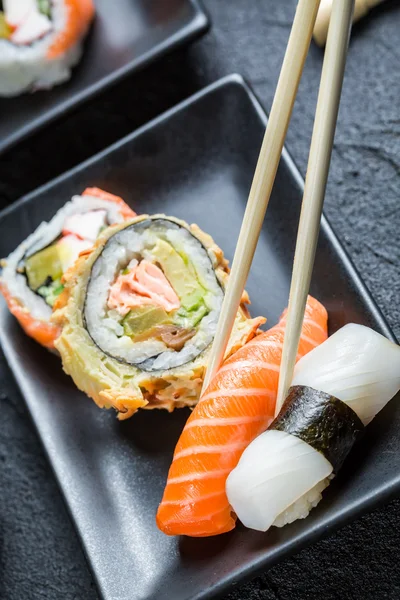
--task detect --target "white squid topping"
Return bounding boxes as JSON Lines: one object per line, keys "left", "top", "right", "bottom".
{"left": 227, "top": 324, "right": 400, "bottom": 532}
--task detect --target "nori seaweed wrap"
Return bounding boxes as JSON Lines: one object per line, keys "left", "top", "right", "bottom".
{"left": 271, "top": 385, "right": 364, "bottom": 473}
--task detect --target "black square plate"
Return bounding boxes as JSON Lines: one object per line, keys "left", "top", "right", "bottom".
{"left": 0, "top": 0, "right": 208, "bottom": 155}
{"left": 0, "top": 75, "right": 399, "bottom": 600}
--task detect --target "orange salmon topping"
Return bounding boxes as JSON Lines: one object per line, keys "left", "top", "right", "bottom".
{"left": 46, "top": 0, "right": 95, "bottom": 59}
{"left": 0, "top": 282, "right": 60, "bottom": 350}
{"left": 108, "top": 260, "right": 180, "bottom": 316}
{"left": 82, "top": 187, "right": 136, "bottom": 219}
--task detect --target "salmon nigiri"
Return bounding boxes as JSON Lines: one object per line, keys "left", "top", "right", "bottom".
{"left": 156, "top": 296, "right": 328, "bottom": 537}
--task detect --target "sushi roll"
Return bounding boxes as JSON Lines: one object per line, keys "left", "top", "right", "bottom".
{"left": 0, "top": 188, "right": 135, "bottom": 350}
{"left": 52, "top": 215, "right": 265, "bottom": 419}
{"left": 0, "top": 0, "right": 94, "bottom": 97}
{"left": 226, "top": 324, "right": 400, "bottom": 532}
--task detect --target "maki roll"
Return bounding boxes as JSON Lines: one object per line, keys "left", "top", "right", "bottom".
{"left": 0, "top": 0, "right": 94, "bottom": 97}
{"left": 226, "top": 324, "right": 400, "bottom": 532}
{"left": 53, "top": 215, "right": 265, "bottom": 419}
{"left": 0, "top": 188, "right": 135, "bottom": 350}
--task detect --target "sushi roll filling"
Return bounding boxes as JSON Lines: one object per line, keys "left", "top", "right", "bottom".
{"left": 37, "top": 0, "right": 51, "bottom": 18}
{"left": 271, "top": 385, "right": 365, "bottom": 472}
{"left": 1, "top": 0, "right": 53, "bottom": 43}
{"left": 19, "top": 208, "right": 110, "bottom": 308}
{"left": 84, "top": 218, "right": 225, "bottom": 372}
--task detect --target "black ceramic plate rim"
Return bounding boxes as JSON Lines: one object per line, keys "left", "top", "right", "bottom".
{"left": 0, "top": 74, "right": 398, "bottom": 600}
{"left": 0, "top": 0, "right": 209, "bottom": 156}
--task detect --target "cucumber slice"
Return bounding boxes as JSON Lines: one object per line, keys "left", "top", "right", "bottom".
{"left": 37, "top": 0, "right": 51, "bottom": 18}
{"left": 37, "top": 278, "right": 64, "bottom": 307}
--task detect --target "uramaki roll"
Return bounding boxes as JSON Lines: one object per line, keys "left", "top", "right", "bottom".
{"left": 0, "top": 187, "right": 135, "bottom": 350}
{"left": 0, "top": 0, "right": 95, "bottom": 97}
{"left": 53, "top": 215, "right": 265, "bottom": 419}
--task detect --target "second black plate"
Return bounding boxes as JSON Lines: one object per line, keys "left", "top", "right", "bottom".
{"left": 0, "top": 0, "right": 209, "bottom": 155}
{"left": 0, "top": 75, "right": 399, "bottom": 600}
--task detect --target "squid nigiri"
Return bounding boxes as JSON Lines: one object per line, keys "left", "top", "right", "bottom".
{"left": 156, "top": 296, "right": 328, "bottom": 537}
{"left": 227, "top": 324, "right": 400, "bottom": 532}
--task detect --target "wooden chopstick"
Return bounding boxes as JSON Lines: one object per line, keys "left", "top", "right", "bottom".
{"left": 275, "top": 0, "right": 355, "bottom": 417}
{"left": 201, "top": 0, "right": 322, "bottom": 393}
{"left": 313, "top": 0, "right": 384, "bottom": 46}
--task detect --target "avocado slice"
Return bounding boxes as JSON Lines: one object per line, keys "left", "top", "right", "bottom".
{"left": 25, "top": 243, "right": 63, "bottom": 291}
{"left": 175, "top": 302, "right": 208, "bottom": 328}
{"left": 123, "top": 306, "right": 170, "bottom": 338}
{"left": 152, "top": 239, "right": 205, "bottom": 310}
{"left": 181, "top": 287, "right": 204, "bottom": 311}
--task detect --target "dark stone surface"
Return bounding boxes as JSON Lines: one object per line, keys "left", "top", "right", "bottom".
{"left": 0, "top": 1, "right": 399, "bottom": 599}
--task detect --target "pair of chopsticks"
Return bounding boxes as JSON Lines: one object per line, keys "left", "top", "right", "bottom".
{"left": 202, "top": 0, "right": 355, "bottom": 414}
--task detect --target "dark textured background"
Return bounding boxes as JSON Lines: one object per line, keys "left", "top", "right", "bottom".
{"left": 0, "top": 0, "right": 399, "bottom": 599}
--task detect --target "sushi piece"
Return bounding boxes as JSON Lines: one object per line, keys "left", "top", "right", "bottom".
{"left": 52, "top": 215, "right": 265, "bottom": 419}
{"left": 156, "top": 296, "right": 328, "bottom": 537}
{"left": 226, "top": 324, "right": 400, "bottom": 532}
{"left": 0, "top": 0, "right": 95, "bottom": 97}
{"left": 0, "top": 187, "right": 135, "bottom": 350}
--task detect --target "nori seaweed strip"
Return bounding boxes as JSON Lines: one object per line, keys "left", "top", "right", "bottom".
{"left": 270, "top": 385, "right": 364, "bottom": 473}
